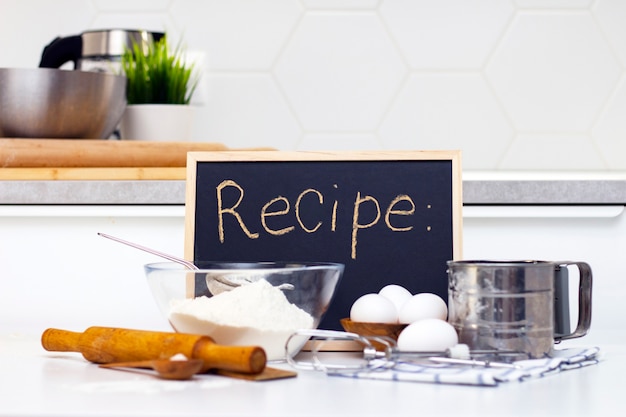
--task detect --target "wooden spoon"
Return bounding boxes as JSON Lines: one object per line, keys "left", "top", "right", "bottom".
{"left": 99, "top": 358, "right": 204, "bottom": 380}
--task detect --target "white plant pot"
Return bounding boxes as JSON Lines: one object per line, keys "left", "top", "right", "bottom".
{"left": 119, "top": 104, "right": 195, "bottom": 141}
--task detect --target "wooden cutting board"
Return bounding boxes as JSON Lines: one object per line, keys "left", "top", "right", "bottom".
{"left": 0, "top": 139, "right": 273, "bottom": 180}
{"left": 0, "top": 167, "right": 186, "bottom": 180}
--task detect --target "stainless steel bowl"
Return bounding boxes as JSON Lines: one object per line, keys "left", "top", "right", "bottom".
{"left": 0, "top": 68, "right": 126, "bottom": 139}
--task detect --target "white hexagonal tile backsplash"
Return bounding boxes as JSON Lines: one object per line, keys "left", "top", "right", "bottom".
{"left": 379, "top": 73, "right": 514, "bottom": 170}
{"left": 274, "top": 11, "right": 407, "bottom": 131}
{"left": 0, "top": 0, "right": 97, "bottom": 68}
{"left": 4, "top": 0, "right": 626, "bottom": 171}
{"left": 379, "top": 0, "right": 515, "bottom": 69}
{"left": 485, "top": 11, "right": 621, "bottom": 132}
{"left": 169, "top": 0, "right": 303, "bottom": 70}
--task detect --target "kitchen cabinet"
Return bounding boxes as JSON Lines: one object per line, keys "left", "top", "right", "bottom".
{"left": 0, "top": 205, "right": 184, "bottom": 334}
{"left": 1, "top": 203, "right": 623, "bottom": 339}
{"left": 1, "top": 182, "right": 624, "bottom": 416}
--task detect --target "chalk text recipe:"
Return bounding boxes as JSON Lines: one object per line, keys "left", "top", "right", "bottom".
{"left": 215, "top": 179, "right": 422, "bottom": 259}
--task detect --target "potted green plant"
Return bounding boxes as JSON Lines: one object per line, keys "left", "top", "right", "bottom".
{"left": 118, "top": 35, "right": 200, "bottom": 141}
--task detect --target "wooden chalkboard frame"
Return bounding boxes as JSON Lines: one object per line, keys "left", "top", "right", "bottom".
{"left": 184, "top": 150, "right": 462, "bottom": 330}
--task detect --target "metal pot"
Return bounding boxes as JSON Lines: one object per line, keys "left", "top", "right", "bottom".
{"left": 39, "top": 29, "right": 164, "bottom": 73}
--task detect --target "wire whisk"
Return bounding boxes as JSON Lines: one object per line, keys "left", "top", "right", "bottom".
{"left": 285, "top": 329, "right": 526, "bottom": 372}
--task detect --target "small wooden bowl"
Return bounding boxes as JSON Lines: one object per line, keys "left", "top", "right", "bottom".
{"left": 340, "top": 318, "right": 407, "bottom": 349}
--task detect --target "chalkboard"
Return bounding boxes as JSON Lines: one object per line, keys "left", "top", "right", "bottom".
{"left": 184, "top": 151, "right": 462, "bottom": 330}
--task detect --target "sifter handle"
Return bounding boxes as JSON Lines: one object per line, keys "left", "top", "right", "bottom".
{"left": 554, "top": 261, "right": 593, "bottom": 342}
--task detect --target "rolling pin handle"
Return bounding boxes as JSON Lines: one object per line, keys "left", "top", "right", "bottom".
{"left": 41, "top": 328, "right": 82, "bottom": 352}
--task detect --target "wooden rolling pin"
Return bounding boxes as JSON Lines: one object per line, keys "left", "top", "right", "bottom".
{"left": 0, "top": 139, "right": 275, "bottom": 168}
{"left": 0, "top": 139, "right": 230, "bottom": 167}
{"left": 41, "top": 327, "right": 266, "bottom": 375}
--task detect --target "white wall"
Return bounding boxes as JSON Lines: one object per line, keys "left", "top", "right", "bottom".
{"left": 2, "top": 0, "right": 626, "bottom": 171}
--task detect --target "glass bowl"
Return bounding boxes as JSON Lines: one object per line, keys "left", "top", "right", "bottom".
{"left": 145, "top": 261, "right": 344, "bottom": 361}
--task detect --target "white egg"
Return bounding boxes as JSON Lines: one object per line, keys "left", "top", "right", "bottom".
{"left": 398, "top": 292, "right": 448, "bottom": 324}
{"left": 350, "top": 293, "right": 398, "bottom": 323}
{"left": 378, "top": 284, "right": 412, "bottom": 314}
{"left": 397, "top": 319, "right": 459, "bottom": 351}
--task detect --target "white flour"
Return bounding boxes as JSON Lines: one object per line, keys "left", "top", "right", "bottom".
{"left": 168, "top": 280, "right": 314, "bottom": 360}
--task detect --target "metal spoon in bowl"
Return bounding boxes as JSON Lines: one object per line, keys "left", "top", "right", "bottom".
{"left": 98, "top": 232, "right": 199, "bottom": 270}
{"left": 97, "top": 233, "right": 294, "bottom": 292}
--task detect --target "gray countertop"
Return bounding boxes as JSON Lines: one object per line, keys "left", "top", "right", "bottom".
{"left": 1, "top": 173, "right": 625, "bottom": 205}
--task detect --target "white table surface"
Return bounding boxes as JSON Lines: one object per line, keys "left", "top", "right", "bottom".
{"left": 1, "top": 330, "right": 624, "bottom": 417}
